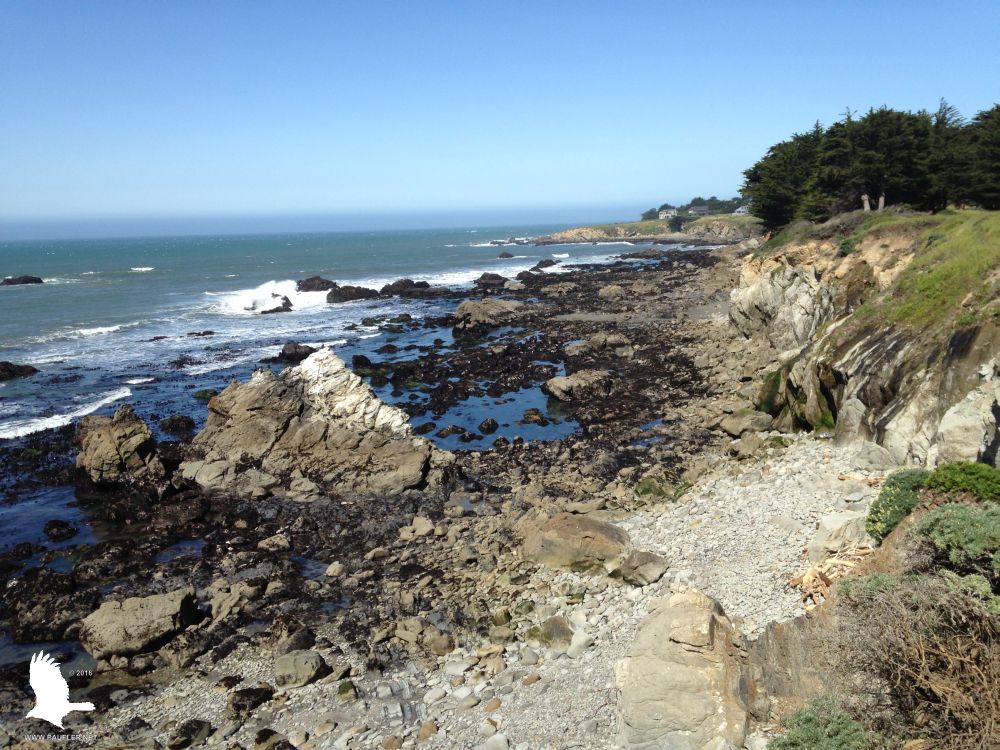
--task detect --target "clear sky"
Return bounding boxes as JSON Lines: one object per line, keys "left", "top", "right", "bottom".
{"left": 1, "top": 1, "right": 998, "bottom": 238}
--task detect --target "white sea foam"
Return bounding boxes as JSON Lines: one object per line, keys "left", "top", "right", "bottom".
{"left": 125, "top": 377, "right": 155, "bottom": 384}
{"left": 81, "top": 271, "right": 97, "bottom": 275}
{"left": 551, "top": 253, "right": 570, "bottom": 258}
{"left": 130, "top": 266, "right": 155, "bottom": 272}
{"left": 0, "top": 387, "right": 131, "bottom": 439}
{"left": 210, "top": 279, "right": 330, "bottom": 316}
{"left": 41, "top": 277, "right": 80, "bottom": 284}
{"left": 76, "top": 325, "right": 123, "bottom": 337}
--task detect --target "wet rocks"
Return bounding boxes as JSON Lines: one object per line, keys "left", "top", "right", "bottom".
{"left": 326, "top": 284, "right": 379, "bottom": 303}
{"left": 497, "top": 251, "right": 514, "bottom": 259}
{"left": 160, "top": 414, "right": 197, "bottom": 437}
{"left": 563, "top": 332, "right": 630, "bottom": 357}
{"left": 0, "top": 361, "right": 39, "bottom": 380}
{"left": 261, "top": 294, "right": 293, "bottom": 314}
{"left": 454, "top": 298, "right": 524, "bottom": 331}
{"left": 479, "top": 417, "right": 499, "bottom": 434}
{"left": 542, "top": 369, "right": 613, "bottom": 401}
{"left": 379, "top": 278, "right": 445, "bottom": 297}
{"left": 43, "top": 519, "right": 78, "bottom": 542}
{"left": 79, "top": 586, "right": 203, "bottom": 659}
{"left": 615, "top": 590, "right": 749, "bottom": 749}
{"left": 1, "top": 275, "right": 43, "bottom": 285}
{"left": 522, "top": 512, "right": 630, "bottom": 571}
{"left": 262, "top": 342, "right": 317, "bottom": 365}
{"left": 475, "top": 272, "right": 509, "bottom": 291}
{"left": 76, "top": 404, "right": 165, "bottom": 485}
{"left": 180, "top": 348, "right": 453, "bottom": 497}
{"left": 296, "top": 276, "right": 338, "bottom": 292}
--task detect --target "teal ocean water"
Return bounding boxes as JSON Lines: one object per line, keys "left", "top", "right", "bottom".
{"left": 0, "top": 224, "right": 628, "bottom": 440}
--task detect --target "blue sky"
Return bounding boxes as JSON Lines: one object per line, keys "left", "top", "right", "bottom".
{"left": 1, "top": 1, "right": 998, "bottom": 237}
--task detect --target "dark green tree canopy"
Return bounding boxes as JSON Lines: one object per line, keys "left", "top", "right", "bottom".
{"left": 742, "top": 101, "right": 1000, "bottom": 230}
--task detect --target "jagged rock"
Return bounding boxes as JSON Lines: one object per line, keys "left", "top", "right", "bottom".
{"left": 718, "top": 409, "right": 773, "bottom": 437}
{"left": 615, "top": 590, "right": 749, "bottom": 749}
{"left": 543, "top": 369, "right": 613, "bottom": 401}
{"left": 0, "top": 361, "right": 39, "bottom": 380}
{"left": 261, "top": 294, "right": 292, "bottom": 314}
{"left": 296, "top": 276, "right": 338, "bottom": 292}
{"left": 180, "top": 348, "right": 452, "bottom": 497}
{"left": 228, "top": 686, "right": 273, "bottom": 719}
{"left": 730, "top": 265, "right": 834, "bottom": 351}
{"left": 326, "top": 285, "right": 379, "bottom": 303}
{"left": 274, "top": 650, "right": 330, "bottom": 688}
{"left": 454, "top": 298, "right": 523, "bottom": 330}
{"left": 522, "top": 513, "right": 630, "bottom": 571}
{"left": 932, "top": 372, "right": 1000, "bottom": 466}
{"left": 380, "top": 278, "right": 440, "bottom": 297}
{"left": 262, "top": 342, "right": 317, "bottom": 365}
{"left": 617, "top": 550, "right": 669, "bottom": 586}
{"left": 80, "top": 586, "right": 203, "bottom": 659}
{"left": 807, "top": 511, "right": 870, "bottom": 562}
{"left": 76, "top": 404, "right": 165, "bottom": 485}
{"left": 160, "top": 414, "right": 197, "bottom": 436}
{"left": 1, "top": 275, "right": 43, "bottom": 285}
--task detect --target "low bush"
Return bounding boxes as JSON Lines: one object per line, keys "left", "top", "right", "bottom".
{"left": 837, "top": 573, "right": 1000, "bottom": 747}
{"left": 768, "top": 697, "right": 871, "bottom": 750}
{"left": 925, "top": 461, "right": 1000, "bottom": 503}
{"left": 912, "top": 502, "right": 1000, "bottom": 581}
{"left": 865, "top": 468, "right": 929, "bottom": 542}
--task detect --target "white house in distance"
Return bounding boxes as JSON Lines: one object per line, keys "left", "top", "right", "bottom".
{"left": 658, "top": 208, "right": 678, "bottom": 219}
{"left": 733, "top": 205, "right": 750, "bottom": 215}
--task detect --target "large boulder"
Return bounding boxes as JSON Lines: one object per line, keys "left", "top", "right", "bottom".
{"left": 1, "top": 275, "right": 43, "bottom": 286}
{"left": 807, "top": 511, "right": 870, "bottom": 562}
{"left": 932, "top": 371, "right": 1000, "bottom": 466}
{"left": 80, "top": 586, "right": 203, "bottom": 659}
{"left": 180, "top": 348, "right": 452, "bottom": 497}
{"left": 453, "top": 298, "right": 524, "bottom": 330}
{"left": 326, "top": 284, "right": 379, "bottom": 304}
{"left": 0, "top": 361, "right": 39, "bottom": 380}
{"left": 76, "top": 404, "right": 165, "bottom": 485}
{"left": 522, "top": 513, "right": 630, "bottom": 571}
{"left": 542, "top": 369, "right": 613, "bottom": 401}
{"left": 718, "top": 409, "right": 773, "bottom": 437}
{"left": 274, "top": 650, "right": 330, "bottom": 688}
{"left": 296, "top": 276, "right": 338, "bottom": 292}
{"left": 615, "top": 590, "right": 749, "bottom": 749}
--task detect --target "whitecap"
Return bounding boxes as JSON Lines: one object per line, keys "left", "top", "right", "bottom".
{"left": 0, "top": 387, "right": 131, "bottom": 439}
{"left": 209, "top": 280, "right": 333, "bottom": 316}
{"left": 130, "top": 266, "right": 155, "bottom": 273}
{"left": 81, "top": 271, "right": 97, "bottom": 275}
{"left": 551, "top": 253, "right": 570, "bottom": 258}
{"left": 41, "top": 277, "right": 80, "bottom": 284}
{"left": 76, "top": 325, "right": 123, "bottom": 337}
{"left": 125, "top": 377, "right": 155, "bottom": 384}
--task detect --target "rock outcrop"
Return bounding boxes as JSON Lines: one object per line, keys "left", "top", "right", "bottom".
{"left": 522, "top": 513, "right": 630, "bottom": 571}
{"left": 180, "top": 348, "right": 453, "bottom": 498}
{"left": 0, "top": 361, "right": 39, "bottom": 380}
{"left": 326, "top": 284, "right": 379, "bottom": 303}
{"left": 76, "top": 404, "right": 165, "bottom": 485}
{"left": 1, "top": 275, "right": 43, "bottom": 286}
{"left": 615, "top": 590, "right": 749, "bottom": 749}
{"left": 542, "top": 369, "right": 613, "bottom": 401}
{"left": 296, "top": 276, "right": 337, "bottom": 292}
{"left": 453, "top": 298, "right": 524, "bottom": 331}
{"left": 80, "top": 586, "right": 203, "bottom": 659}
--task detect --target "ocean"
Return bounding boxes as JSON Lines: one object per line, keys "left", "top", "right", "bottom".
{"left": 0, "top": 223, "right": 628, "bottom": 444}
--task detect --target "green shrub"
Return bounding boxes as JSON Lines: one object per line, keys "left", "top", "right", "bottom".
{"left": 768, "top": 698, "right": 870, "bottom": 749}
{"left": 925, "top": 461, "right": 1000, "bottom": 502}
{"left": 865, "top": 468, "right": 930, "bottom": 542}
{"left": 913, "top": 502, "right": 1000, "bottom": 578}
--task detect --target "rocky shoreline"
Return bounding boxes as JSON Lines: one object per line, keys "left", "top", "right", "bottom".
{"left": 0, "top": 221, "right": 952, "bottom": 749}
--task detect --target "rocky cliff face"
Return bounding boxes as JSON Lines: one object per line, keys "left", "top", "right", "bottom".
{"left": 729, "top": 217, "right": 1000, "bottom": 467}
{"left": 179, "top": 348, "right": 454, "bottom": 498}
